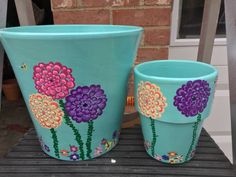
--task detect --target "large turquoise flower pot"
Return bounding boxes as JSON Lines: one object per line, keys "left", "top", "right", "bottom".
{"left": 0, "top": 25, "right": 143, "bottom": 161}
{"left": 134, "top": 60, "right": 218, "bottom": 164}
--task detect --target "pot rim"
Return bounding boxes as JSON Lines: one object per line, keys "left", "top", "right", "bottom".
{"left": 134, "top": 60, "right": 218, "bottom": 83}
{"left": 0, "top": 24, "right": 143, "bottom": 39}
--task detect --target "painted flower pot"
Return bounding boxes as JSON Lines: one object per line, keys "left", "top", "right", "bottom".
{"left": 134, "top": 60, "right": 218, "bottom": 164}
{"left": 0, "top": 25, "right": 143, "bottom": 161}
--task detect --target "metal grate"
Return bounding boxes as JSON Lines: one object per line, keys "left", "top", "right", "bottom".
{"left": 0, "top": 127, "right": 235, "bottom": 177}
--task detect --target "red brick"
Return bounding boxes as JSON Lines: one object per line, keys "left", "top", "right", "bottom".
{"left": 127, "top": 82, "right": 134, "bottom": 96}
{"left": 129, "top": 70, "right": 134, "bottom": 82}
{"left": 137, "top": 47, "right": 168, "bottom": 62}
{"left": 80, "top": 0, "right": 109, "bottom": 7}
{"left": 144, "top": 0, "right": 172, "bottom": 6}
{"left": 113, "top": 8, "right": 171, "bottom": 26}
{"left": 144, "top": 28, "right": 170, "bottom": 45}
{"left": 51, "top": 0, "right": 77, "bottom": 9}
{"left": 53, "top": 10, "right": 110, "bottom": 24}
{"left": 80, "top": 0, "right": 139, "bottom": 7}
{"left": 111, "top": 0, "right": 140, "bottom": 7}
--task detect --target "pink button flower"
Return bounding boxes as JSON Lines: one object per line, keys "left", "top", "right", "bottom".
{"left": 33, "top": 62, "right": 75, "bottom": 100}
{"left": 70, "top": 145, "right": 78, "bottom": 152}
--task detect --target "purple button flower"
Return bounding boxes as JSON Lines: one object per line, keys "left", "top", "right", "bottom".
{"left": 70, "top": 153, "right": 79, "bottom": 161}
{"left": 112, "top": 130, "right": 117, "bottom": 139}
{"left": 162, "top": 155, "right": 169, "bottom": 161}
{"left": 65, "top": 85, "right": 107, "bottom": 123}
{"left": 44, "top": 145, "right": 50, "bottom": 152}
{"left": 173, "top": 80, "right": 211, "bottom": 117}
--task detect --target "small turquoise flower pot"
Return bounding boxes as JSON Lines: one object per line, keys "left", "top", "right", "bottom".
{"left": 134, "top": 60, "right": 218, "bottom": 164}
{"left": 0, "top": 25, "right": 143, "bottom": 161}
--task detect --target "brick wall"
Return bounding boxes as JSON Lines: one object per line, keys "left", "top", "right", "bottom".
{"left": 51, "top": 0, "right": 172, "bottom": 95}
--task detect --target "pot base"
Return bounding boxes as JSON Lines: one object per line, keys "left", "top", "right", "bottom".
{"left": 145, "top": 148, "right": 195, "bottom": 164}
{"left": 40, "top": 138, "right": 119, "bottom": 161}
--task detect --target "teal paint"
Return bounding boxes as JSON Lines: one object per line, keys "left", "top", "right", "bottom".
{"left": 135, "top": 60, "right": 217, "bottom": 164}
{"left": 0, "top": 25, "right": 143, "bottom": 161}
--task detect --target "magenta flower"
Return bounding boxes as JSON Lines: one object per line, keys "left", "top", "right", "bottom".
{"left": 144, "top": 140, "right": 151, "bottom": 150}
{"left": 33, "top": 62, "right": 75, "bottom": 100}
{"left": 154, "top": 154, "right": 162, "bottom": 161}
{"left": 70, "top": 145, "right": 78, "bottom": 152}
{"left": 101, "top": 138, "right": 108, "bottom": 145}
{"left": 94, "top": 145, "right": 103, "bottom": 157}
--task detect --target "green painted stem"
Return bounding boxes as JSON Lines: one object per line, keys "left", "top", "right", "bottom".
{"left": 86, "top": 120, "right": 94, "bottom": 159}
{"left": 185, "top": 114, "right": 202, "bottom": 161}
{"left": 50, "top": 128, "right": 60, "bottom": 158}
{"left": 150, "top": 118, "right": 157, "bottom": 157}
{"left": 59, "top": 100, "right": 85, "bottom": 160}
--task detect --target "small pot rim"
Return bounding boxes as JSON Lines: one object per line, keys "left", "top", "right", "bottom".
{"left": 134, "top": 60, "right": 218, "bottom": 83}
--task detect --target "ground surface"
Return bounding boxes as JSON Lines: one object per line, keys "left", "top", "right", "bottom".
{"left": 0, "top": 98, "right": 32, "bottom": 157}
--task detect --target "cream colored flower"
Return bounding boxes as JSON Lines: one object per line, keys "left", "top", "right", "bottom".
{"left": 137, "top": 81, "right": 167, "bottom": 119}
{"left": 29, "top": 93, "right": 63, "bottom": 129}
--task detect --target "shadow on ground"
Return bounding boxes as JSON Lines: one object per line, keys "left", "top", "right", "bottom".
{"left": 0, "top": 98, "right": 33, "bottom": 157}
